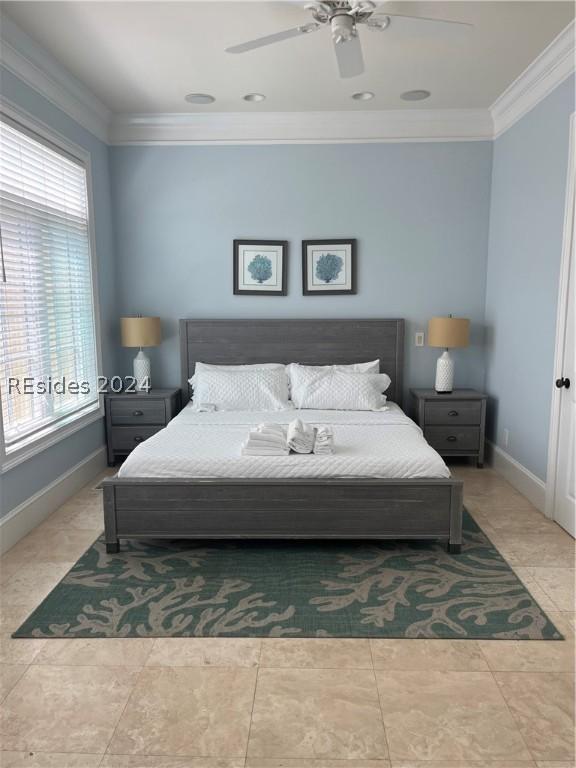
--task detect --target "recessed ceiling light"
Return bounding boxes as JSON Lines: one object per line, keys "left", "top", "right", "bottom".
{"left": 401, "top": 90, "right": 431, "bottom": 102}
{"left": 185, "top": 93, "right": 215, "bottom": 105}
{"left": 352, "top": 91, "right": 375, "bottom": 101}
{"left": 243, "top": 93, "right": 266, "bottom": 102}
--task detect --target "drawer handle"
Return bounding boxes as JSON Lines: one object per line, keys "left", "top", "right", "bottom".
{"left": 132, "top": 410, "right": 144, "bottom": 417}
{"left": 448, "top": 410, "right": 459, "bottom": 417}
{"left": 446, "top": 435, "right": 458, "bottom": 442}
{"left": 133, "top": 435, "right": 144, "bottom": 443}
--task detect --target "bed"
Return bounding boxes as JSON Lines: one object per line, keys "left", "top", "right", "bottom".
{"left": 102, "top": 319, "right": 463, "bottom": 553}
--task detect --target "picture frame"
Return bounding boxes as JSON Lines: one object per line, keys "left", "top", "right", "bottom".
{"left": 302, "top": 239, "right": 357, "bottom": 295}
{"left": 233, "top": 240, "right": 288, "bottom": 296}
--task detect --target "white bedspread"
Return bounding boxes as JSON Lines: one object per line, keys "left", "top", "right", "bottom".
{"left": 118, "top": 403, "right": 450, "bottom": 480}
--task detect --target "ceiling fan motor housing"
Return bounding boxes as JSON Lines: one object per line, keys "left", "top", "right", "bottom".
{"left": 307, "top": 1, "right": 376, "bottom": 26}
{"left": 331, "top": 12, "right": 357, "bottom": 43}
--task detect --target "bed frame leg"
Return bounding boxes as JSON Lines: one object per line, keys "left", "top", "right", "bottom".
{"left": 103, "top": 483, "right": 120, "bottom": 555}
{"left": 448, "top": 480, "right": 464, "bottom": 556}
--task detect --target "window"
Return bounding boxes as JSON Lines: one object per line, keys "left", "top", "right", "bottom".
{"left": 0, "top": 114, "right": 100, "bottom": 459}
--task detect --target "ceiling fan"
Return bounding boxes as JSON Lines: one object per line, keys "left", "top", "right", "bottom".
{"left": 226, "top": 1, "right": 473, "bottom": 79}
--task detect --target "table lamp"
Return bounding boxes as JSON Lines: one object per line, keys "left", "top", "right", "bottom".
{"left": 121, "top": 316, "right": 161, "bottom": 392}
{"left": 428, "top": 316, "right": 470, "bottom": 393}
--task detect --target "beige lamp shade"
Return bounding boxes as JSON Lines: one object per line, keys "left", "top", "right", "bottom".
{"left": 428, "top": 317, "right": 470, "bottom": 349}
{"left": 121, "top": 316, "right": 161, "bottom": 348}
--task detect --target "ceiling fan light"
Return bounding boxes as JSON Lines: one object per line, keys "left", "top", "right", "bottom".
{"left": 349, "top": 0, "right": 376, "bottom": 16}
{"left": 366, "top": 15, "right": 390, "bottom": 30}
{"left": 306, "top": 1, "right": 332, "bottom": 14}
{"left": 305, "top": 2, "right": 331, "bottom": 24}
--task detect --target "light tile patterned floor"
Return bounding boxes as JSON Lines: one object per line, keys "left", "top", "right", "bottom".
{"left": 0, "top": 465, "right": 574, "bottom": 767}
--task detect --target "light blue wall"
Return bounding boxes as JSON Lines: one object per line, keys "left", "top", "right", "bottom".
{"left": 485, "top": 74, "right": 575, "bottom": 480}
{"left": 0, "top": 67, "right": 116, "bottom": 517}
{"left": 111, "top": 141, "right": 493, "bottom": 399}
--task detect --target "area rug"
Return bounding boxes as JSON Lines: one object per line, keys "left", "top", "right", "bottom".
{"left": 13, "top": 512, "right": 562, "bottom": 640}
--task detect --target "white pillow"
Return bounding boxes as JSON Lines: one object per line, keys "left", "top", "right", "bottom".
{"left": 286, "top": 360, "right": 380, "bottom": 383}
{"left": 192, "top": 368, "right": 291, "bottom": 412}
{"left": 189, "top": 362, "right": 287, "bottom": 405}
{"left": 189, "top": 362, "right": 284, "bottom": 388}
{"left": 289, "top": 367, "right": 391, "bottom": 411}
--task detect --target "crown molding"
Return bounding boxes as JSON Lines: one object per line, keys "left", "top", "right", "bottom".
{"left": 0, "top": 15, "right": 110, "bottom": 143}
{"left": 491, "top": 20, "right": 575, "bottom": 139}
{"left": 109, "top": 108, "right": 493, "bottom": 145}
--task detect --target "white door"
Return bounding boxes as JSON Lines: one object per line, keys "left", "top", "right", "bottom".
{"left": 550, "top": 121, "right": 576, "bottom": 537}
{"left": 554, "top": 214, "right": 575, "bottom": 536}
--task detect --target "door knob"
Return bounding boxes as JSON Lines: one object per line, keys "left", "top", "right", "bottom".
{"left": 555, "top": 377, "right": 571, "bottom": 389}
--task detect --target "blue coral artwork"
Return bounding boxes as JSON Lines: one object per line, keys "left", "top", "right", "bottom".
{"left": 234, "top": 240, "right": 288, "bottom": 295}
{"left": 247, "top": 253, "right": 273, "bottom": 284}
{"left": 314, "top": 252, "right": 344, "bottom": 284}
{"left": 303, "top": 240, "right": 356, "bottom": 295}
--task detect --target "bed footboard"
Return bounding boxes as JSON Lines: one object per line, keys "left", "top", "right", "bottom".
{"left": 102, "top": 477, "right": 463, "bottom": 554}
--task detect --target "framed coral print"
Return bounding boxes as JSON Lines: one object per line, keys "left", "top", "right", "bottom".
{"left": 233, "top": 240, "right": 288, "bottom": 296}
{"left": 302, "top": 239, "right": 356, "bottom": 295}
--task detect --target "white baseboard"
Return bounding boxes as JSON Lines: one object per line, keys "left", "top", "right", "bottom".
{"left": 0, "top": 447, "right": 107, "bottom": 554}
{"left": 486, "top": 441, "right": 547, "bottom": 513}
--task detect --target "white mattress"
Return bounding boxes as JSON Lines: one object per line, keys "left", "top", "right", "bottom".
{"left": 118, "top": 403, "right": 450, "bottom": 480}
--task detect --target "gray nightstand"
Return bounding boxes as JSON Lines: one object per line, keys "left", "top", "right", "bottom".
{"left": 411, "top": 388, "right": 487, "bottom": 468}
{"left": 104, "top": 388, "right": 181, "bottom": 466}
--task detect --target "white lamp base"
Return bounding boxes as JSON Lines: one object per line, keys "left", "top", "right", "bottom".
{"left": 435, "top": 349, "right": 454, "bottom": 393}
{"left": 133, "top": 349, "right": 151, "bottom": 392}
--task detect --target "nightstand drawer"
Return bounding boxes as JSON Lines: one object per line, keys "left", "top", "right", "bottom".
{"left": 110, "top": 399, "right": 166, "bottom": 425}
{"left": 425, "top": 426, "right": 480, "bottom": 452}
{"left": 424, "top": 401, "right": 482, "bottom": 425}
{"left": 111, "top": 426, "right": 163, "bottom": 451}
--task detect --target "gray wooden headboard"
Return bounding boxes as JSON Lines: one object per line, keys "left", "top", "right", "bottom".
{"left": 179, "top": 319, "right": 405, "bottom": 405}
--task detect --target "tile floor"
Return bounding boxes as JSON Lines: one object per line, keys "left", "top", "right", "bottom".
{"left": 0, "top": 465, "right": 574, "bottom": 767}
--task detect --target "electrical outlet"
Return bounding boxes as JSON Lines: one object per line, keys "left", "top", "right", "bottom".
{"left": 415, "top": 332, "right": 425, "bottom": 347}
{"left": 503, "top": 428, "right": 510, "bottom": 449}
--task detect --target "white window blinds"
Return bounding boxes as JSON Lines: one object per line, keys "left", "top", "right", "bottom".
{"left": 0, "top": 115, "right": 99, "bottom": 453}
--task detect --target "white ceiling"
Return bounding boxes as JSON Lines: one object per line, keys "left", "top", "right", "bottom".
{"left": 2, "top": 1, "right": 574, "bottom": 114}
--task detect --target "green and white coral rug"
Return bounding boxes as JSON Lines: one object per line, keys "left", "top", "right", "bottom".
{"left": 14, "top": 512, "right": 562, "bottom": 640}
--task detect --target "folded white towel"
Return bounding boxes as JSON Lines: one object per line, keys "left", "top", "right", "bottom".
{"left": 245, "top": 439, "right": 285, "bottom": 450}
{"left": 241, "top": 422, "right": 288, "bottom": 456}
{"left": 287, "top": 418, "right": 316, "bottom": 454}
{"left": 249, "top": 424, "right": 286, "bottom": 442}
{"left": 241, "top": 442, "right": 288, "bottom": 456}
{"left": 253, "top": 424, "right": 286, "bottom": 438}
{"left": 314, "top": 426, "right": 334, "bottom": 455}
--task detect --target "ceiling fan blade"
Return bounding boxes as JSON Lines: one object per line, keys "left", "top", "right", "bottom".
{"left": 333, "top": 34, "right": 364, "bottom": 79}
{"left": 226, "top": 23, "right": 320, "bottom": 54}
{"left": 367, "top": 14, "right": 473, "bottom": 39}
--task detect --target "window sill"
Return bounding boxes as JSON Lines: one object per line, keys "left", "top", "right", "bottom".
{"left": 1, "top": 404, "right": 104, "bottom": 473}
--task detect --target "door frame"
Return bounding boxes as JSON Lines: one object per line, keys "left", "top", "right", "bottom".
{"left": 545, "top": 112, "right": 576, "bottom": 520}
